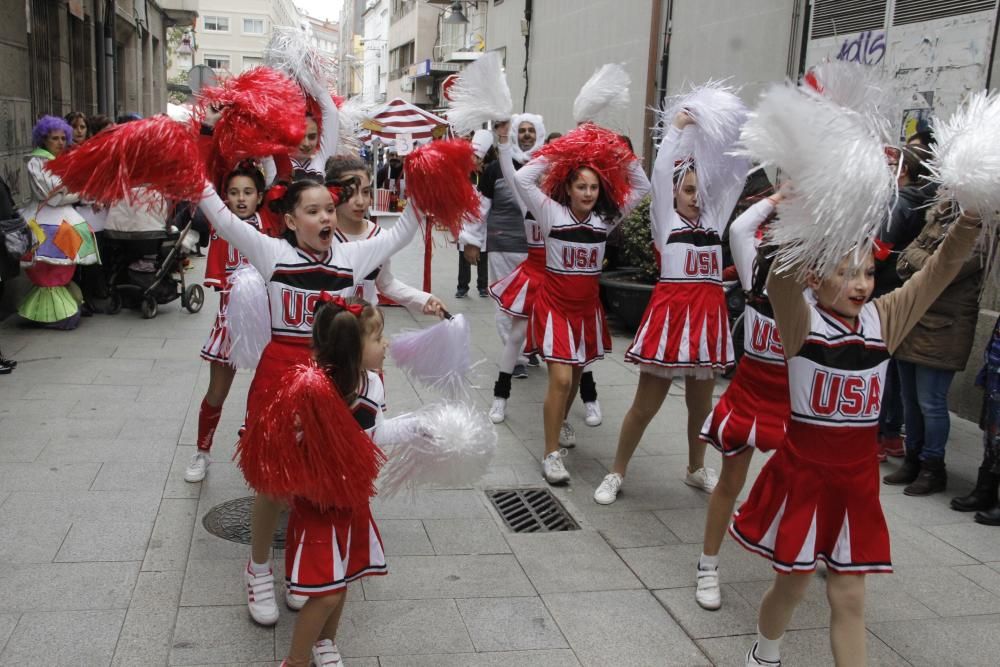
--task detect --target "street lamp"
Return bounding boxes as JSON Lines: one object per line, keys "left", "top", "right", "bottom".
{"left": 443, "top": 1, "right": 469, "bottom": 24}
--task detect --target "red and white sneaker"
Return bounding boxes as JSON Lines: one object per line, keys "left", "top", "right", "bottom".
{"left": 312, "top": 639, "right": 344, "bottom": 666}
{"left": 245, "top": 561, "right": 279, "bottom": 626}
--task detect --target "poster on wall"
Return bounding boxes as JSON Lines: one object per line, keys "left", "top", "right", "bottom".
{"left": 900, "top": 91, "right": 934, "bottom": 143}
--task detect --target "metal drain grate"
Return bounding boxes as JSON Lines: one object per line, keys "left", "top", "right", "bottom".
{"left": 202, "top": 496, "right": 288, "bottom": 547}
{"left": 487, "top": 488, "right": 580, "bottom": 533}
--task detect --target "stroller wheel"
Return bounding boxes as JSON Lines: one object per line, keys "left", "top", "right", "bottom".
{"left": 183, "top": 284, "right": 205, "bottom": 313}
{"left": 105, "top": 289, "right": 123, "bottom": 315}
{"left": 141, "top": 295, "right": 158, "bottom": 319}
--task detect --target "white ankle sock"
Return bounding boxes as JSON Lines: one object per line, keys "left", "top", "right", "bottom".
{"left": 698, "top": 552, "right": 719, "bottom": 570}
{"left": 249, "top": 559, "right": 270, "bottom": 574}
{"left": 754, "top": 627, "right": 782, "bottom": 663}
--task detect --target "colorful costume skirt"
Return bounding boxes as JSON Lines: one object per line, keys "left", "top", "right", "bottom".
{"left": 528, "top": 286, "right": 610, "bottom": 367}
{"left": 700, "top": 356, "right": 790, "bottom": 456}
{"left": 625, "top": 281, "right": 732, "bottom": 375}
{"left": 17, "top": 263, "right": 81, "bottom": 327}
{"left": 22, "top": 203, "right": 100, "bottom": 266}
{"left": 730, "top": 423, "right": 892, "bottom": 574}
{"left": 285, "top": 499, "right": 387, "bottom": 597}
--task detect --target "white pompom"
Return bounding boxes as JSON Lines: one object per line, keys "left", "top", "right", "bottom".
{"left": 741, "top": 83, "right": 895, "bottom": 277}
{"left": 662, "top": 81, "right": 750, "bottom": 225}
{"left": 802, "top": 61, "right": 898, "bottom": 143}
{"left": 447, "top": 51, "right": 513, "bottom": 136}
{"left": 573, "top": 63, "right": 630, "bottom": 128}
{"left": 929, "top": 90, "right": 1000, "bottom": 222}
{"left": 264, "top": 27, "right": 334, "bottom": 99}
{"left": 377, "top": 401, "right": 497, "bottom": 498}
{"left": 337, "top": 96, "right": 372, "bottom": 150}
{"left": 225, "top": 265, "right": 271, "bottom": 370}
{"left": 389, "top": 314, "right": 473, "bottom": 399}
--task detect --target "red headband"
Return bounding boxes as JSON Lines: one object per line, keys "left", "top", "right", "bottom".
{"left": 319, "top": 292, "right": 364, "bottom": 316}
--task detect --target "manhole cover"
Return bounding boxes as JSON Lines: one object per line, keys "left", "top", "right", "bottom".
{"left": 487, "top": 488, "right": 579, "bottom": 533}
{"left": 202, "top": 496, "right": 288, "bottom": 547}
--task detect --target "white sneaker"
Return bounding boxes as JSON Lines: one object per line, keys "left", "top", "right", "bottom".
{"left": 312, "top": 638, "right": 344, "bottom": 666}
{"left": 183, "top": 452, "right": 211, "bottom": 483}
{"left": 245, "top": 562, "right": 279, "bottom": 626}
{"left": 286, "top": 588, "right": 307, "bottom": 611}
{"left": 684, "top": 466, "right": 719, "bottom": 493}
{"left": 593, "top": 472, "right": 623, "bottom": 505}
{"left": 746, "top": 641, "right": 781, "bottom": 666}
{"left": 695, "top": 566, "right": 722, "bottom": 610}
{"left": 542, "top": 450, "right": 571, "bottom": 485}
{"left": 584, "top": 401, "right": 602, "bottom": 427}
{"left": 489, "top": 397, "right": 507, "bottom": 424}
{"left": 559, "top": 421, "right": 576, "bottom": 448}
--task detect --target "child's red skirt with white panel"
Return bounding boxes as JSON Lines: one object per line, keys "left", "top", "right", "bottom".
{"left": 528, "top": 284, "right": 611, "bottom": 367}
{"left": 200, "top": 291, "right": 233, "bottom": 364}
{"left": 700, "top": 302, "right": 789, "bottom": 456}
{"left": 285, "top": 499, "right": 387, "bottom": 596}
{"left": 489, "top": 247, "right": 545, "bottom": 318}
{"left": 730, "top": 302, "right": 893, "bottom": 575}
{"left": 625, "top": 280, "right": 733, "bottom": 377}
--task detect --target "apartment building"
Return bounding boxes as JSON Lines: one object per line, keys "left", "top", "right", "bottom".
{"left": 339, "top": 0, "right": 366, "bottom": 97}
{"left": 182, "top": 0, "right": 299, "bottom": 76}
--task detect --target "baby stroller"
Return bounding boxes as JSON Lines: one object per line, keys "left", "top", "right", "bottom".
{"left": 101, "top": 193, "right": 204, "bottom": 319}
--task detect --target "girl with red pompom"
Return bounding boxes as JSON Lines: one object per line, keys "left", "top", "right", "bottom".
{"left": 196, "top": 160, "right": 422, "bottom": 626}
{"left": 269, "top": 295, "right": 390, "bottom": 667}
{"left": 184, "top": 162, "right": 268, "bottom": 484}
{"left": 511, "top": 124, "right": 651, "bottom": 486}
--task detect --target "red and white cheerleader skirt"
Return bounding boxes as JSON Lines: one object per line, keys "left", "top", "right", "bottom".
{"left": 200, "top": 290, "right": 232, "bottom": 364}
{"left": 285, "top": 499, "right": 387, "bottom": 597}
{"left": 489, "top": 251, "right": 545, "bottom": 318}
{"left": 528, "top": 285, "right": 611, "bottom": 367}
{"left": 625, "top": 281, "right": 733, "bottom": 376}
{"left": 729, "top": 423, "right": 892, "bottom": 575}
{"left": 700, "top": 357, "right": 790, "bottom": 457}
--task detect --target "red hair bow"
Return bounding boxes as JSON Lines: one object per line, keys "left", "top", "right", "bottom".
{"left": 319, "top": 291, "right": 364, "bottom": 316}
{"left": 265, "top": 184, "right": 287, "bottom": 203}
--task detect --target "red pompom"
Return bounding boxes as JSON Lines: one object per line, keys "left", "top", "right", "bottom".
{"left": 534, "top": 123, "right": 637, "bottom": 208}
{"left": 237, "top": 362, "right": 386, "bottom": 509}
{"left": 47, "top": 116, "right": 206, "bottom": 206}
{"left": 198, "top": 67, "right": 307, "bottom": 176}
{"left": 403, "top": 139, "right": 481, "bottom": 238}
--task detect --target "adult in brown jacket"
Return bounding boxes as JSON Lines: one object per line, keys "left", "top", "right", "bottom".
{"left": 883, "top": 200, "right": 987, "bottom": 495}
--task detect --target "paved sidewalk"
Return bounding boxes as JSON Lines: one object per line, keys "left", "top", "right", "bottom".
{"left": 2, "top": 232, "right": 1000, "bottom": 666}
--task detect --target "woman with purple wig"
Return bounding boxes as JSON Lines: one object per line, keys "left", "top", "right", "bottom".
{"left": 17, "top": 114, "right": 100, "bottom": 328}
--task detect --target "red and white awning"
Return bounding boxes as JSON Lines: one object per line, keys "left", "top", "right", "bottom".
{"left": 359, "top": 98, "right": 449, "bottom": 145}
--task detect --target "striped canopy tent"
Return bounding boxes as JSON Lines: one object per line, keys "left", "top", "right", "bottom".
{"left": 358, "top": 98, "right": 450, "bottom": 147}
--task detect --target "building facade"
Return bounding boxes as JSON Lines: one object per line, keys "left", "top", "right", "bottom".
{"left": 1, "top": 0, "right": 189, "bottom": 205}
{"left": 362, "top": 0, "right": 389, "bottom": 105}
{"left": 302, "top": 13, "right": 340, "bottom": 91}
{"left": 339, "top": 0, "right": 366, "bottom": 97}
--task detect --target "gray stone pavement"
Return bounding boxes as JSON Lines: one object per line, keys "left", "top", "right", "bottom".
{"left": 2, "top": 231, "right": 1000, "bottom": 666}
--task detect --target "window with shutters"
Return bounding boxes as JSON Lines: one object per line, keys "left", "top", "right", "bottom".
{"left": 892, "top": 0, "right": 997, "bottom": 26}
{"left": 809, "top": 0, "right": 888, "bottom": 39}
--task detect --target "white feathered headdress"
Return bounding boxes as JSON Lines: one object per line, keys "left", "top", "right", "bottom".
{"left": 573, "top": 63, "right": 630, "bottom": 129}
{"left": 509, "top": 113, "right": 546, "bottom": 163}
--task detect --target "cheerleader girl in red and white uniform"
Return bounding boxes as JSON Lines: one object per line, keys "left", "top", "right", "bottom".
{"left": 324, "top": 154, "right": 446, "bottom": 316}
{"left": 692, "top": 188, "right": 790, "bottom": 611}
{"left": 276, "top": 296, "right": 391, "bottom": 667}
{"left": 594, "top": 111, "right": 736, "bottom": 504}
{"left": 512, "top": 125, "right": 650, "bottom": 484}
{"left": 197, "top": 176, "right": 422, "bottom": 627}
{"left": 734, "top": 209, "right": 982, "bottom": 666}
{"left": 185, "top": 162, "right": 267, "bottom": 484}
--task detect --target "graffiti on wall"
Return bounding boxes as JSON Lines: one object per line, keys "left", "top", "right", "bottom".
{"left": 836, "top": 30, "right": 886, "bottom": 66}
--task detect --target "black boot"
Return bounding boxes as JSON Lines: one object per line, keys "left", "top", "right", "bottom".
{"left": 951, "top": 467, "right": 999, "bottom": 512}
{"left": 904, "top": 458, "right": 947, "bottom": 496}
{"left": 883, "top": 451, "right": 921, "bottom": 486}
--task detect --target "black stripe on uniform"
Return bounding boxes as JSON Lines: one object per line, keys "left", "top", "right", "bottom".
{"left": 796, "top": 340, "right": 890, "bottom": 371}
{"left": 666, "top": 228, "right": 721, "bottom": 248}
{"left": 549, "top": 225, "right": 607, "bottom": 244}
{"left": 271, "top": 270, "right": 355, "bottom": 291}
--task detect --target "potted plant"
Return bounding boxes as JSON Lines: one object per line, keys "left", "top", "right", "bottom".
{"left": 600, "top": 195, "right": 656, "bottom": 331}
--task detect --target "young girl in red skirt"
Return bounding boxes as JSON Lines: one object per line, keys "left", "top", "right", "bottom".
{"left": 735, "top": 208, "right": 982, "bottom": 666}
{"left": 186, "top": 162, "right": 267, "bottom": 483}
{"left": 693, "top": 189, "right": 791, "bottom": 611}
{"left": 487, "top": 120, "right": 602, "bottom": 433}
{"left": 278, "top": 296, "right": 390, "bottom": 667}
{"left": 595, "top": 111, "right": 737, "bottom": 504}
{"left": 197, "top": 177, "right": 422, "bottom": 627}
{"left": 512, "top": 124, "right": 650, "bottom": 485}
